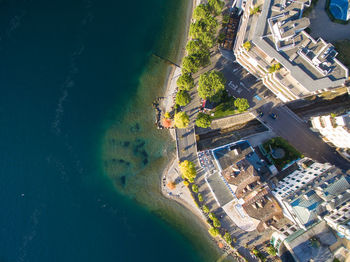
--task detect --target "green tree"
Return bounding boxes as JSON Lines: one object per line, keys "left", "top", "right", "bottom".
{"left": 234, "top": 98, "right": 250, "bottom": 112}
{"left": 224, "top": 232, "right": 232, "bottom": 244}
{"left": 195, "top": 112, "right": 212, "bottom": 128}
{"left": 199, "top": 31, "right": 216, "bottom": 49}
{"left": 198, "top": 71, "right": 226, "bottom": 102}
{"left": 174, "top": 111, "right": 190, "bottom": 128}
{"left": 179, "top": 160, "right": 197, "bottom": 181}
{"left": 182, "top": 55, "right": 201, "bottom": 74}
{"left": 177, "top": 73, "right": 194, "bottom": 91}
{"left": 208, "top": 227, "right": 219, "bottom": 237}
{"left": 192, "top": 184, "right": 199, "bottom": 193}
{"left": 186, "top": 40, "right": 203, "bottom": 54}
{"left": 176, "top": 90, "right": 191, "bottom": 106}
{"left": 202, "top": 205, "right": 210, "bottom": 213}
{"left": 267, "top": 245, "right": 277, "bottom": 256}
{"left": 183, "top": 180, "right": 189, "bottom": 186}
{"left": 193, "top": 4, "right": 210, "bottom": 20}
{"left": 212, "top": 217, "right": 221, "bottom": 228}
{"left": 189, "top": 17, "right": 218, "bottom": 39}
{"left": 208, "top": 0, "right": 224, "bottom": 15}
{"left": 198, "top": 193, "right": 203, "bottom": 202}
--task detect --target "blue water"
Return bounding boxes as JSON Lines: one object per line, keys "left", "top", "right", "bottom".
{"left": 0, "top": 0, "right": 225, "bottom": 261}
{"left": 330, "top": 0, "right": 349, "bottom": 20}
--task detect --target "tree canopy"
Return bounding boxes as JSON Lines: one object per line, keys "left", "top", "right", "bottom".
{"left": 186, "top": 40, "right": 203, "bottom": 54}
{"left": 177, "top": 72, "right": 194, "bottom": 91}
{"left": 224, "top": 232, "right": 232, "bottom": 244}
{"left": 234, "top": 98, "right": 250, "bottom": 112}
{"left": 176, "top": 90, "right": 191, "bottom": 106}
{"left": 198, "top": 71, "right": 226, "bottom": 102}
{"left": 179, "top": 160, "right": 197, "bottom": 181}
{"left": 208, "top": 227, "right": 219, "bottom": 237}
{"left": 174, "top": 111, "right": 190, "bottom": 128}
{"left": 202, "top": 205, "right": 210, "bottom": 213}
{"left": 189, "top": 17, "right": 218, "bottom": 40}
{"left": 193, "top": 4, "right": 210, "bottom": 20}
{"left": 208, "top": 0, "right": 224, "bottom": 15}
{"left": 212, "top": 218, "right": 221, "bottom": 228}
{"left": 182, "top": 54, "right": 201, "bottom": 74}
{"left": 195, "top": 112, "right": 212, "bottom": 128}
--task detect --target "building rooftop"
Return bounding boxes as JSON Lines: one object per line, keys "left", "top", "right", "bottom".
{"left": 250, "top": 0, "right": 348, "bottom": 92}
{"left": 206, "top": 171, "right": 235, "bottom": 207}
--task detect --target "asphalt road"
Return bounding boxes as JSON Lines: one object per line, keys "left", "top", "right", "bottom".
{"left": 256, "top": 103, "right": 350, "bottom": 170}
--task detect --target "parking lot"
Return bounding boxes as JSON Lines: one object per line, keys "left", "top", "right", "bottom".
{"left": 218, "top": 58, "right": 275, "bottom": 108}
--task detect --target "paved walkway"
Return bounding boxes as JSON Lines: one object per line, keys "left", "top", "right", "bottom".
{"left": 307, "top": 0, "right": 350, "bottom": 42}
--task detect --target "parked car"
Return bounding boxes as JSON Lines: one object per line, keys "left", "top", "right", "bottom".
{"left": 270, "top": 113, "right": 277, "bottom": 119}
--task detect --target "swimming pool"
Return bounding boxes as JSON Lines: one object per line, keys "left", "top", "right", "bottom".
{"left": 329, "top": 0, "right": 349, "bottom": 21}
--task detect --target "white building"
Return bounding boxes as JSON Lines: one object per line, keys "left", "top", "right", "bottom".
{"left": 272, "top": 158, "right": 333, "bottom": 228}
{"left": 311, "top": 112, "right": 350, "bottom": 149}
{"left": 324, "top": 199, "right": 350, "bottom": 240}
{"left": 234, "top": 0, "right": 348, "bottom": 102}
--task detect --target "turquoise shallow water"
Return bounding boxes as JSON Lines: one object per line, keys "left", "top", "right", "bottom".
{"left": 0, "top": 0, "right": 230, "bottom": 261}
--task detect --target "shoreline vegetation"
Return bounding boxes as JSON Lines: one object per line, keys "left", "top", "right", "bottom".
{"left": 158, "top": 0, "right": 247, "bottom": 261}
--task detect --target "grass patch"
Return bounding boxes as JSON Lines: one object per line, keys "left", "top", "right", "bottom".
{"left": 212, "top": 93, "right": 240, "bottom": 119}
{"left": 263, "top": 137, "right": 302, "bottom": 170}
{"left": 334, "top": 39, "right": 350, "bottom": 69}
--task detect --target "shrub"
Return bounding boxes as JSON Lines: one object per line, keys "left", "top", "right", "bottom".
{"left": 192, "top": 184, "right": 199, "bottom": 193}
{"left": 183, "top": 180, "right": 189, "bottom": 186}
{"left": 202, "top": 205, "right": 210, "bottom": 213}
{"left": 268, "top": 63, "right": 281, "bottom": 73}
{"left": 243, "top": 41, "right": 251, "bottom": 51}
{"left": 250, "top": 5, "right": 261, "bottom": 15}
{"left": 198, "top": 193, "right": 203, "bottom": 202}
{"left": 267, "top": 245, "right": 277, "bottom": 256}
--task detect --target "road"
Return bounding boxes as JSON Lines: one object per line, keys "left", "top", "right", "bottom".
{"left": 256, "top": 103, "right": 350, "bottom": 170}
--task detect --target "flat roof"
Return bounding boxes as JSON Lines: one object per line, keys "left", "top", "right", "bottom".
{"left": 206, "top": 171, "right": 235, "bottom": 207}
{"left": 251, "top": 0, "right": 348, "bottom": 92}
